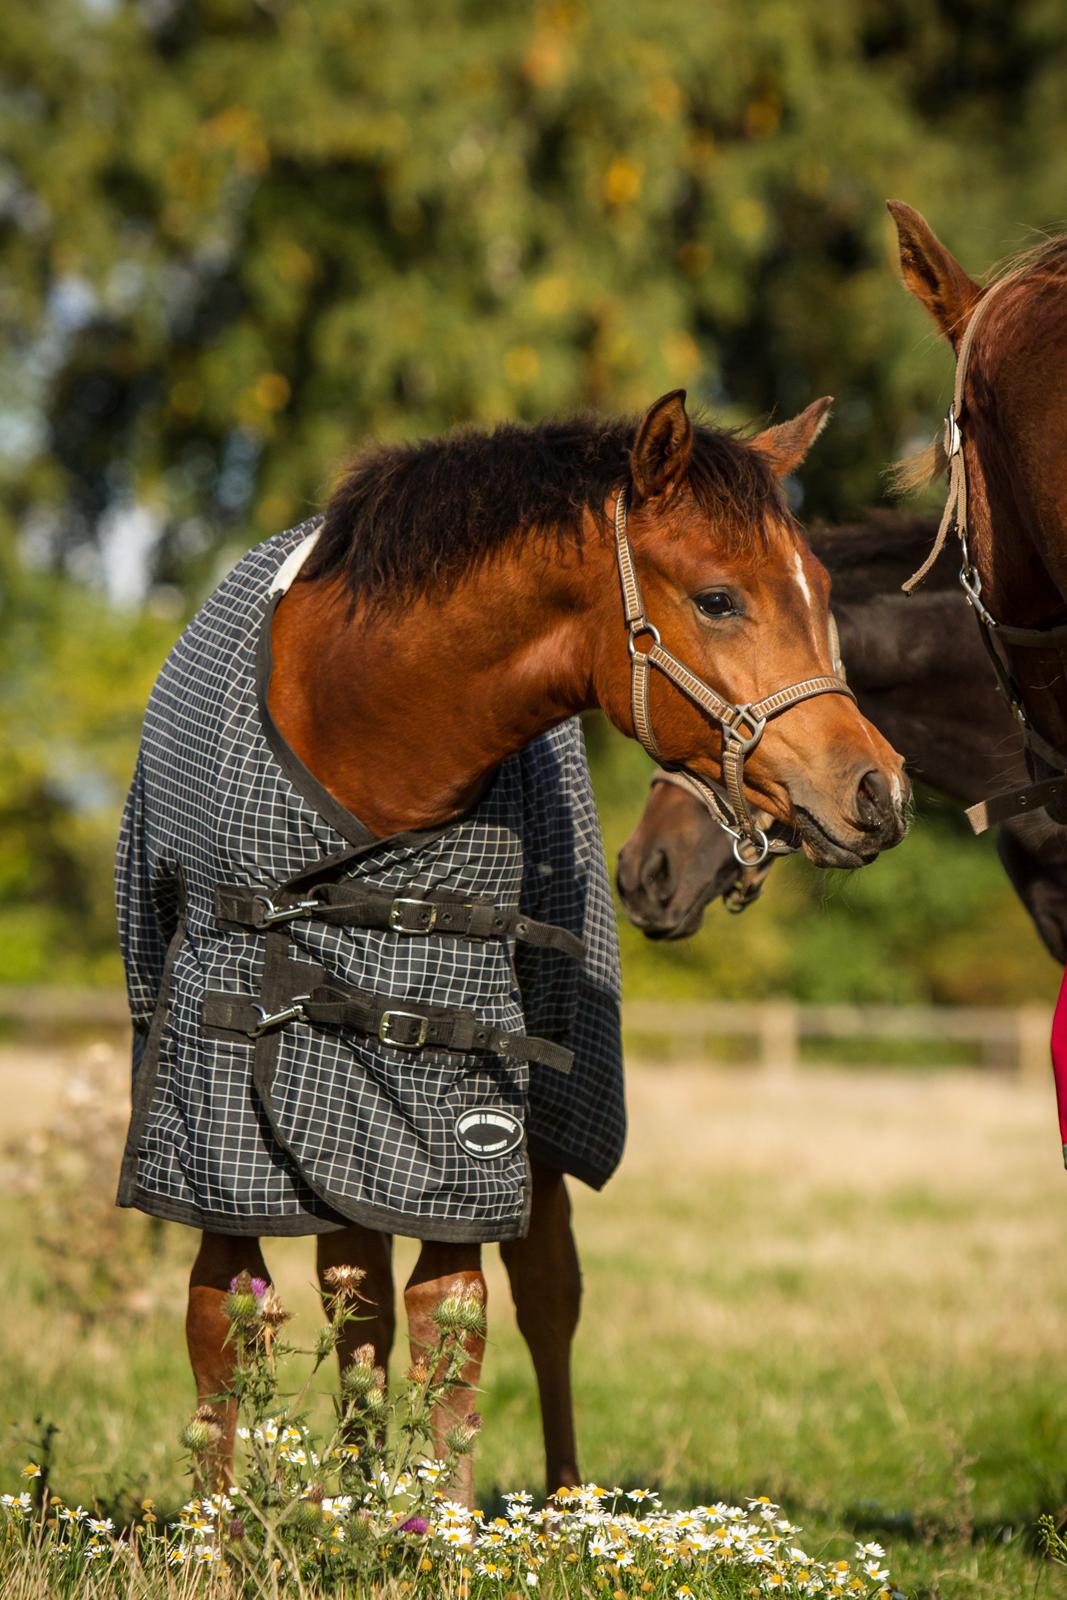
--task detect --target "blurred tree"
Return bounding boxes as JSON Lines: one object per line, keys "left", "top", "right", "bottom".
{"left": 1, "top": 0, "right": 1065, "bottom": 997}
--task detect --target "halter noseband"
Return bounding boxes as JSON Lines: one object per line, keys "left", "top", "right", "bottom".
{"left": 614, "top": 487, "right": 856, "bottom": 865}
{"left": 903, "top": 271, "right": 1067, "bottom": 832}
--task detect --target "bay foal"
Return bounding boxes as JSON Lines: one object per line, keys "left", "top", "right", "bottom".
{"left": 184, "top": 393, "right": 907, "bottom": 1499}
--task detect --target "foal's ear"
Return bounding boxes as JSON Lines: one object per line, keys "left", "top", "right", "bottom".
{"left": 631, "top": 389, "right": 693, "bottom": 501}
{"left": 749, "top": 396, "right": 833, "bottom": 479}
{"left": 886, "top": 199, "right": 982, "bottom": 346}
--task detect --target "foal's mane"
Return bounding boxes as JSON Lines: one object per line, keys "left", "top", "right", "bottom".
{"left": 303, "top": 415, "right": 783, "bottom": 603}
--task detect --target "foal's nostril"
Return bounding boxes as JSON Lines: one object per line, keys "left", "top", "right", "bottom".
{"left": 855, "top": 767, "right": 893, "bottom": 827}
{"left": 640, "top": 847, "right": 675, "bottom": 909}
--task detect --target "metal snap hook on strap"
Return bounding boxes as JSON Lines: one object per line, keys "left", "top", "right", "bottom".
{"left": 252, "top": 892, "right": 322, "bottom": 928}
{"left": 249, "top": 995, "right": 312, "bottom": 1036}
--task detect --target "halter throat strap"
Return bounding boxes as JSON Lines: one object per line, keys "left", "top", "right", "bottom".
{"left": 614, "top": 487, "right": 855, "bottom": 864}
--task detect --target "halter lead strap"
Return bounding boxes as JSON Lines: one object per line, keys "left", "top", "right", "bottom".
{"left": 902, "top": 269, "right": 1067, "bottom": 831}
{"left": 614, "top": 487, "right": 855, "bottom": 864}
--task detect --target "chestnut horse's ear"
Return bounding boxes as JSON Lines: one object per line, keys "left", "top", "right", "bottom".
{"left": 749, "top": 396, "right": 833, "bottom": 479}
{"left": 631, "top": 389, "right": 693, "bottom": 501}
{"left": 886, "top": 199, "right": 982, "bottom": 345}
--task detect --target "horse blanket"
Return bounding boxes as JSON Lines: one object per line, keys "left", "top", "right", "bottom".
{"left": 115, "top": 519, "right": 624, "bottom": 1242}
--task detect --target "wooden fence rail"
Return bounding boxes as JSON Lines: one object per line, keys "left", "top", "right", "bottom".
{"left": 0, "top": 989, "right": 1053, "bottom": 1083}
{"left": 624, "top": 1000, "right": 1053, "bottom": 1083}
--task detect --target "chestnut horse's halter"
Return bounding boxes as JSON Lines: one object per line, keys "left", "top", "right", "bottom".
{"left": 903, "top": 270, "right": 1067, "bottom": 832}
{"left": 614, "top": 487, "right": 856, "bottom": 866}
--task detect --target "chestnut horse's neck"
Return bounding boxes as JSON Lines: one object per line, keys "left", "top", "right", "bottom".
{"left": 963, "top": 269, "right": 1067, "bottom": 625}
{"left": 267, "top": 522, "right": 607, "bottom": 837}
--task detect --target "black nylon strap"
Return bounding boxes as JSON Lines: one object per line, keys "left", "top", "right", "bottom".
{"left": 215, "top": 883, "right": 585, "bottom": 960}
{"left": 203, "top": 982, "right": 573, "bottom": 1074}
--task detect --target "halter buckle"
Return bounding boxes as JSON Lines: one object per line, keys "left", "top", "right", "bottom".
{"left": 959, "top": 563, "right": 999, "bottom": 630}
{"left": 627, "top": 621, "right": 662, "bottom": 660}
{"left": 943, "top": 404, "right": 962, "bottom": 458}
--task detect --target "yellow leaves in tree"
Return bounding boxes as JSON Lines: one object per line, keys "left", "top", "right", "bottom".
{"left": 533, "top": 274, "right": 571, "bottom": 315}
{"left": 504, "top": 346, "right": 541, "bottom": 386}
{"left": 253, "top": 373, "right": 291, "bottom": 412}
{"left": 677, "top": 240, "right": 712, "bottom": 277}
{"left": 662, "top": 331, "right": 700, "bottom": 377}
{"left": 745, "top": 94, "right": 782, "bottom": 138}
{"left": 602, "top": 157, "right": 643, "bottom": 208}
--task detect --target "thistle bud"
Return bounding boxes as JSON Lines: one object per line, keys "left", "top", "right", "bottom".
{"left": 431, "top": 1283, "right": 486, "bottom": 1337}
{"left": 228, "top": 1518, "right": 246, "bottom": 1541}
{"left": 180, "top": 1409, "right": 224, "bottom": 1452}
{"left": 305, "top": 1483, "right": 325, "bottom": 1504}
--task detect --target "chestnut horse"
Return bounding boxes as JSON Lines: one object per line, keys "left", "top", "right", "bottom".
{"left": 187, "top": 391, "right": 907, "bottom": 1501}
{"left": 887, "top": 203, "right": 1067, "bottom": 829}
{"left": 618, "top": 513, "right": 1067, "bottom": 957}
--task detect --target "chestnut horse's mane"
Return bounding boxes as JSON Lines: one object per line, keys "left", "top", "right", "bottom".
{"left": 303, "top": 415, "right": 783, "bottom": 603}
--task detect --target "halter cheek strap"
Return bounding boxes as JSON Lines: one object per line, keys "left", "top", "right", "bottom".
{"left": 902, "top": 271, "right": 1067, "bottom": 832}
{"left": 614, "top": 488, "right": 856, "bottom": 865}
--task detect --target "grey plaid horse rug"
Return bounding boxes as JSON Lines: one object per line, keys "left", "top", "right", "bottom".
{"left": 116, "top": 519, "right": 624, "bottom": 1242}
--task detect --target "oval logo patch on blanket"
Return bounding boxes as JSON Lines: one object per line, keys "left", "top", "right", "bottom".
{"left": 455, "top": 1108, "right": 525, "bottom": 1159}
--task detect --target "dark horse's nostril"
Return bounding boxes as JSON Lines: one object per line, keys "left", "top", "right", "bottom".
{"left": 641, "top": 846, "right": 675, "bottom": 908}
{"left": 856, "top": 767, "right": 892, "bottom": 826}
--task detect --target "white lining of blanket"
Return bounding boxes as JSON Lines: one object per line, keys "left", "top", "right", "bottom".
{"left": 269, "top": 528, "right": 321, "bottom": 596}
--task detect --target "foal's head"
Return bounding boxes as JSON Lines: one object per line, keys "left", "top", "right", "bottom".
{"left": 888, "top": 201, "right": 1067, "bottom": 811}
{"left": 590, "top": 392, "right": 908, "bottom": 867}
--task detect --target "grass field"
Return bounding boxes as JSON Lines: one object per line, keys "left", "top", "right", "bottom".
{"left": 2, "top": 1043, "right": 1067, "bottom": 1598}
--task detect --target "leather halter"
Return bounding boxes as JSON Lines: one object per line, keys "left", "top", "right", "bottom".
{"left": 903, "top": 270, "right": 1067, "bottom": 832}
{"left": 614, "top": 486, "right": 856, "bottom": 865}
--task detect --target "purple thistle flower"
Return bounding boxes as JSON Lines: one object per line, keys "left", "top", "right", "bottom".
{"left": 399, "top": 1516, "right": 429, "bottom": 1535}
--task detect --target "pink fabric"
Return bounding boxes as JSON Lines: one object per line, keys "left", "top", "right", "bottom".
{"left": 1051, "top": 964, "right": 1067, "bottom": 1156}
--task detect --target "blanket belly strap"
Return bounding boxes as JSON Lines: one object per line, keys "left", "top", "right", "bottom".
{"left": 203, "top": 980, "right": 573, "bottom": 1074}
{"left": 215, "top": 883, "right": 585, "bottom": 960}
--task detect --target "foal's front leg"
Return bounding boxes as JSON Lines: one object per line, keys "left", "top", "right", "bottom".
{"left": 405, "top": 1242, "right": 486, "bottom": 1508}
{"left": 316, "top": 1224, "right": 396, "bottom": 1375}
{"left": 500, "top": 1160, "right": 582, "bottom": 1496}
{"left": 186, "top": 1231, "right": 270, "bottom": 1489}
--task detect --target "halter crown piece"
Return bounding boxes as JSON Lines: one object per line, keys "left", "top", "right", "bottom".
{"left": 901, "top": 270, "right": 1067, "bottom": 832}
{"left": 613, "top": 487, "right": 855, "bottom": 865}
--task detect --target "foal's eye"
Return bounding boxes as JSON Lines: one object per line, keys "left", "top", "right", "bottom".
{"left": 694, "top": 590, "right": 738, "bottom": 620}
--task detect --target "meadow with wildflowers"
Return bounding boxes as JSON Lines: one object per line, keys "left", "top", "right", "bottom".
{"left": 3, "top": 1052, "right": 1067, "bottom": 1598}
{"left": 1, "top": 1267, "right": 901, "bottom": 1599}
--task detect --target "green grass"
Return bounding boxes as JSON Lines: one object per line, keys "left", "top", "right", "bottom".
{"left": 3, "top": 1056, "right": 1067, "bottom": 1597}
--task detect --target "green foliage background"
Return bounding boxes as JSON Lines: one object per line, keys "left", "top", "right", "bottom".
{"left": 1, "top": 0, "right": 1064, "bottom": 1003}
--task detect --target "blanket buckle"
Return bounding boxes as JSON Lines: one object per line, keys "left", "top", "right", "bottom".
{"left": 378, "top": 1010, "right": 430, "bottom": 1049}
{"left": 389, "top": 897, "right": 439, "bottom": 934}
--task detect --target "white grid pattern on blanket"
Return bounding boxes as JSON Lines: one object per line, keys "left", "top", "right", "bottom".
{"left": 116, "top": 521, "right": 624, "bottom": 1240}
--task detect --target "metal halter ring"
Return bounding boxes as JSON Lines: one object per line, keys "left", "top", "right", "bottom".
{"left": 627, "top": 621, "right": 662, "bottom": 660}
{"left": 732, "top": 830, "right": 771, "bottom": 868}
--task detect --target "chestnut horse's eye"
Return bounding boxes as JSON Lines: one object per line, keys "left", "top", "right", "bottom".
{"left": 694, "top": 590, "right": 738, "bottom": 620}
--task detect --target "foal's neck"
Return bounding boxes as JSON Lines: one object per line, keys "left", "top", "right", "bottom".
{"left": 267, "top": 536, "right": 605, "bottom": 837}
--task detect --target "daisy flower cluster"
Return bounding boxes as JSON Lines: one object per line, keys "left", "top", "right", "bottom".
{"left": 0, "top": 1464, "right": 902, "bottom": 1597}
{"left": 416, "top": 1486, "right": 903, "bottom": 1598}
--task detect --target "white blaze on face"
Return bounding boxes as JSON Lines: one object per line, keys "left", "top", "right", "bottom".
{"left": 790, "top": 547, "right": 824, "bottom": 658}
